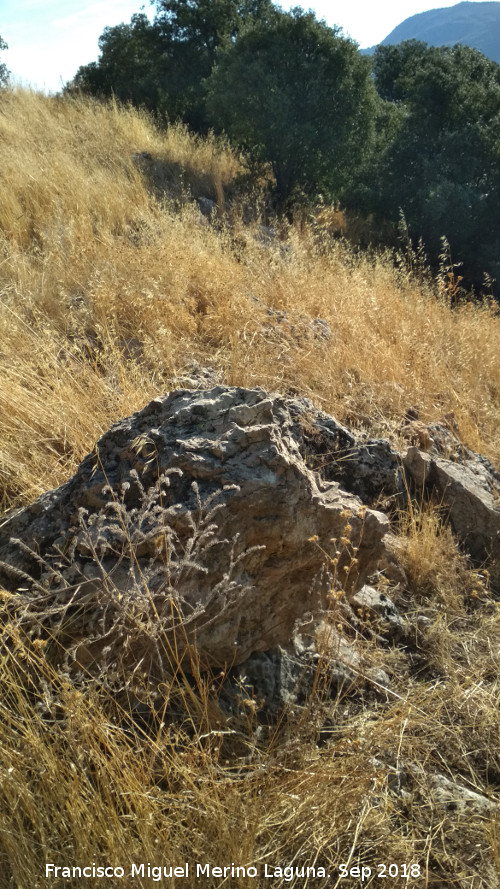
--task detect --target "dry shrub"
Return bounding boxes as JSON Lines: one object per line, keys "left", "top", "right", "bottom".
{"left": 1, "top": 605, "right": 498, "bottom": 888}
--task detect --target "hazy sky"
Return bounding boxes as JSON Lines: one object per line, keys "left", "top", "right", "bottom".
{"left": 0, "top": 0, "right": 489, "bottom": 92}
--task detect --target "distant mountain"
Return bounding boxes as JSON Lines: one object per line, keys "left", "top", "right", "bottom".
{"left": 362, "top": 1, "right": 500, "bottom": 64}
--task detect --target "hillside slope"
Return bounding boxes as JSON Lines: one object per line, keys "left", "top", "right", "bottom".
{"left": 0, "top": 88, "right": 498, "bottom": 513}
{"left": 0, "top": 90, "right": 499, "bottom": 889}
{"left": 363, "top": 1, "right": 500, "bottom": 62}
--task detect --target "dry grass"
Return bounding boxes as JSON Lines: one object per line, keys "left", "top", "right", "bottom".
{"left": 1, "top": 589, "right": 499, "bottom": 888}
{"left": 0, "top": 89, "right": 499, "bottom": 888}
{"left": 1, "top": 89, "right": 499, "bottom": 509}
{"left": 395, "top": 501, "right": 485, "bottom": 613}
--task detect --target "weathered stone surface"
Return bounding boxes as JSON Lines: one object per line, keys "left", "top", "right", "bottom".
{"left": 404, "top": 445, "right": 500, "bottom": 565}
{"left": 171, "top": 360, "right": 224, "bottom": 390}
{"left": 343, "top": 439, "right": 404, "bottom": 504}
{"left": 247, "top": 292, "right": 332, "bottom": 347}
{"left": 221, "top": 621, "right": 391, "bottom": 720}
{"left": 427, "top": 773, "right": 499, "bottom": 815}
{"left": 372, "top": 760, "right": 499, "bottom": 815}
{"left": 350, "top": 584, "right": 404, "bottom": 639}
{"left": 296, "top": 412, "right": 404, "bottom": 504}
{"left": 0, "top": 387, "right": 389, "bottom": 671}
{"left": 196, "top": 196, "right": 216, "bottom": 218}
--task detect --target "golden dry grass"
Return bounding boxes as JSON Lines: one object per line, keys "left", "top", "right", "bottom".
{"left": 1, "top": 89, "right": 499, "bottom": 507}
{"left": 0, "top": 89, "right": 499, "bottom": 888}
{"left": 1, "top": 595, "right": 499, "bottom": 888}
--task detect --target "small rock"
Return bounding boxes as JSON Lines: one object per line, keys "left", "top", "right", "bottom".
{"left": 350, "top": 585, "right": 404, "bottom": 638}
{"left": 404, "top": 445, "right": 500, "bottom": 566}
{"left": 309, "top": 318, "right": 332, "bottom": 341}
{"left": 428, "top": 773, "right": 499, "bottom": 815}
{"left": 196, "top": 196, "right": 216, "bottom": 218}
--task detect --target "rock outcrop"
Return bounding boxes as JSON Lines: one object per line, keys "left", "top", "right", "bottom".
{"left": 0, "top": 386, "right": 498, "bottom": 702}
{"left": 0, "top": 387, "right": 389, "bottom": 674}
{"left": 221, "top": 618, "right": 392, "bottom": 722}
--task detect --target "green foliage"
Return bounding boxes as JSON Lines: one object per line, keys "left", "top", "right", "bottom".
{"left": 205, "top": 9, "right": 377, "bottom": 207}
{"left": 368, "top": 41, "right": 500, "bottom": 292}
{"left": 68, "top": 15, "right": 166, "bottom": 114}
{"left": 0, "top": 35, "right": 9, "bottom": 88}
{"left": 153, "top": 0, "right": 274, "bottom": 128}
{"left": 154, "top": 0, "right": 275, "bottom": 49}
{"left": 372, "top": 39, "right": 430, "bottom": 103}
{"left": 70, "top": 1, "right": 274, "bottom": 129}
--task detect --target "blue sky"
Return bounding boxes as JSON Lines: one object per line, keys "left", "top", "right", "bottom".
{"left": 0, "top": 0, "right": 489, "bottom": 92}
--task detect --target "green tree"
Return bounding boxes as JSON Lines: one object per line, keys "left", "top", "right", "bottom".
{"left": 0, "top": 36, "right": 9, "bottom": 88}
{"left": 68, "top": 15, "right": 166, "bottom": 114}
{"left": 70, "top": 0, "right": 274, "bottom": 128}
{"left": 205, "top": 8, "right": 377, "bottom": 207}
{"left": 153, "top": 0, "right": 273, "bottom": 126}
{"left": 372, "top": 39, "right": 430, "bottom": 103}
{"left": 369, "top": 41, "right": 500, "bottom": 292}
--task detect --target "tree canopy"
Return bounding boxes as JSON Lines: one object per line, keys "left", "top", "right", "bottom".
{"left": 70, "top": 0, "right": 274, "bottom": 129}
{"left": 206, "top": 8, "right": 377, "bottom": 207}
{"left": 70, "top": 15, "right": 165, "bottom": 114}
{"left": 367, "top": 41, "right": 500, "bottom": 290}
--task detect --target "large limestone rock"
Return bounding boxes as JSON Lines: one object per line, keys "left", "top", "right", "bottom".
{"left": 0, "top": 387, "right": 389, "bottom": 672}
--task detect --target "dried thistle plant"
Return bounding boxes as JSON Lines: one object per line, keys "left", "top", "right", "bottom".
{"left": 2, "top": 470, "right": 264, "bottom": 700}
